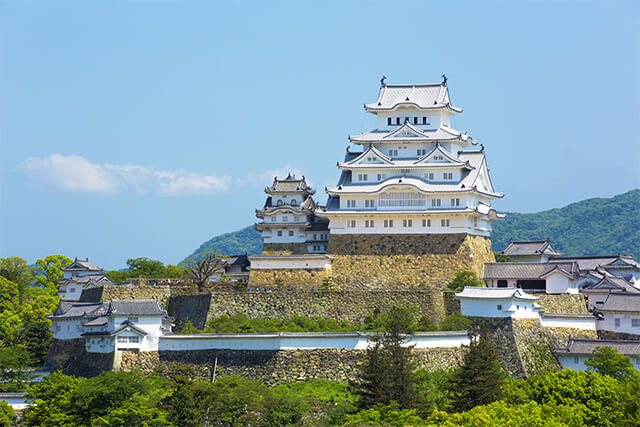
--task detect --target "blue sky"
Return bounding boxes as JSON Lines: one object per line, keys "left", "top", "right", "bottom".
{"left": 1, "top": 0, "right": 638, "bottom": 269}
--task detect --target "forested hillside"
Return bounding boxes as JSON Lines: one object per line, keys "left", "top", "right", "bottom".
{"left": 183, "top": 190, "right": 639, "bottom": 262}
{"left": 491, "top": 189, "right": 639, "bottom": 260}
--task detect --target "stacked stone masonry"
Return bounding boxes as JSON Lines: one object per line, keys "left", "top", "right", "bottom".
{"left": 248, "top": 268, "right": 331, "bottom": 288}
{"left": 119, "top": 347, "right": 467, "bottom": 386}
{"left": 261, "top": 243, "right": 308, "bottom": 255}
{"left": 168, "top": 290, "right": 448, "bottom": 331}
{"left": 327, "top": 233, "right": 495, "bottom": 289}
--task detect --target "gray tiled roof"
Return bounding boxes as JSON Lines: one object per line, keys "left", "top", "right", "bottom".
{"left": 502, "top": 240, "right": 562, "bottom": 256}
{"left": 483, "top": 262, "right": 578, "bottom": 280}
{"left": 50, "top": 302, "right": 107, "bottom": 319}
{"left": 111, "top": 320, "right": 148, "bottom": 336}
{"left": 59, "top": 274, "right": 114, "bottom": 289}
{"left": 83, "top": 316, "right": 108, "bottom": 327}
{"left": 550, "top": 255, "right": 640, "bottom": 271}
{"left": 597, "top": 293, "right": 640, "bottom": 312}
{"left": 107, "top": 300, "right": 166, "bottom": 316}
{"left": 582, "top": 275, "right": 640, "bottom": 294}
{"left": 555, "top": 339, "right": 640, "bottom": 356}
{"left": 364, "top": 83, "right": 462, "bottom": 113}
{"left": 455, "top": 286, "right": 539, "bottom": 300}
{"left": 350, "top": 124, "right": 473, "bottom": 143}
{"left": 265, "top": 174, "right": 315, "bottom": 195}
{"left": 62, "top": 258, "right": 102, "bottom": 272}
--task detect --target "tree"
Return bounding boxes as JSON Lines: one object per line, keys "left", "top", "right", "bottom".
{"left": 24, "top": 372, "right": 83, "bottom": 426}
{"left": 354, "top": 305, "right": 418, "bottom": 410}
{"left": 0, "top": 401, "right": 16, "bottom": 427}
{"left": 446, "top": 270, "right": 485, "bottom": 293}
{"left": 34, "top": 255, "right": 72, "bottom": 297}
{"left": 20, "top": 305, "right": 53, "bottom": 365}
{"left": 439, "top": 313, "right": 472, "bottom": 331}
{"left": 448, "top": 326, "right": 505, "bottom": 412}
{"left": 0, "top": 256, "right": 34, "bottom": 302}
{"left": 585, "top": 346, "right": 638, "bottom": 381}
{"left": 0, "top": 277, "right": 20, "bottom": 314}
{"left": 186, "top": 252, "right": 227, "bottom": 292}
{"left": 126, "top": 257, "right": 166, "bottom": 278}
{"left": 0, "top": 346, "right": 33, "bottom": 392}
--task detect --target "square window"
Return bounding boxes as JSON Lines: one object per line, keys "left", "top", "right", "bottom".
{"left": 277, "top": 231, "right": 283, "bottom": 237}
{"left": 632, "top": 319, "right": 640, "bottom": 327}
{"left": 288, "top": 231, "right": 294, "bottom": 236}
{"left": 497, "top": 304, "right": 502, "bottom": 310}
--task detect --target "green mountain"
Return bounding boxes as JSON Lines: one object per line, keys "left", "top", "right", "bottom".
{"left": 181, "top": 225, "right": 262, "bottom": 264}
{"left": 183, "top": 190, "right": 640, "bottom": 263}
{"left": 491, "top": 189, "right": 639, "bottom": 259}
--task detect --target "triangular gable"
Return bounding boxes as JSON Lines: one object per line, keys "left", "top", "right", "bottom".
{"left": 414, "top": 144, "right": 464, "bottom": 165}
{"left": 606, "top": 258, "right": 634, "bottom": 267}
{"left": 383, "top": 122, "right": 429, "bottom": 139}
{"left": 470, "top": 156, "right": 496, "bottom": 194}
{"left": 345, "top": 145, "right": 392, "bottom": 166}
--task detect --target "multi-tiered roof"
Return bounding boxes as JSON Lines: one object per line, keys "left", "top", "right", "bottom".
{"left": 318, "top": 77, "right": 504, "bottom": 236}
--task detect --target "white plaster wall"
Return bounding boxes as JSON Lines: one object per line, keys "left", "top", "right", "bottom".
{"left": 486, "top": 279, "right": 517, "bottom": 288}
{"left": 540, "top": 316, "right": 597, "bottom": 330}
{"left": 556, "top": 354, "right": 640, "bottom": 372}
{"left": 159, "top": 333, "right": 469, "bottom": 352}
{"left": 326, "top": 213, "right": 490, "bottom": 237}
{"left": 51, "top": 319, "right": 86, "bottom": 340}
{"left": 459, "top": 298, "right": 539, "bottom": 319}
{"left": 260, "top": 227, "right": 307, "bottom": 244}
{"left": 375, "top": 109, "right": 449, "bottom": 130}
{"left": 545, "top": 273, "right": 571, "bottom": 294}
{"left": 598, "top": 313, "right": 640, "bottom": 335}
{"left": 85, "top": 336, "right": 114, "bottom": 353}
{"left": 271, "top": 195, "right": 303, "bottom": 206}
{"left": 250, "top": 257, "right": 331, "bottom": 270}
{"left": 59, "top": 284, "right": 83, "bottom": 301}
{"left": 112, "top": 316, "right": 164, "bottom": 352}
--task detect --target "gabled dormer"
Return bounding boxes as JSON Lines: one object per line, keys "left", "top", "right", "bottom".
{"left": 339, "top": 145, "right": 392, "bottom": 168}
{"left": 415, "top": 144, "right": 465, "bottom": 165}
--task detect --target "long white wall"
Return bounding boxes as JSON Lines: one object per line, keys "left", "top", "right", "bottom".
{"left": 540, "top": 314, "right": 597, "bottom": 330}
{"left": 158, "top": 331, "right": 470, "bottom": 352}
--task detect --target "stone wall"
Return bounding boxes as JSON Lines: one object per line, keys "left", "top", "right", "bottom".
{"left": 119, "top": 347, "right": 467, "bottom": 386}
{"left": 327, "top": 234, "right": 494, "bottom": 289}
{"left": 168, "top": 290, "right": 448, "bottom": 330}
{"left": 45, "top": 339, "right": 114, "bottom": 377}
{"left": 80, "top": 285, "right": 181, "bottom": 306}
{"left": 248, "top": 268, "right": 330, "bottom": 288}
{"left": 598, "top": 330, "right": 640, "bottom": 340}
{"left": 537, "top": 294, "right": 589, "bottom": 315}
{"left": 262, "top": 243, "right": 308, "bottom": 255}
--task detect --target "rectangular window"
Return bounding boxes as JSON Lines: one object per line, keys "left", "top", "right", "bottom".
{"left": 288, "top": 230, "right": 294, "bottom": 236}
{"left": 365, "top": 220, "right": 374, "bottom": 228}
{"left": 615, "top": 318, "right": 620, "bottom": 328}
{"left": 632, "top": 319, "right": 640, "bottom": 327}
{"left": 441, "top": 219, "right": 450, "bottom": 227}
{"left": 413, "top": 117, "right": 418, "bottom": 124}
{"left": 116, "top": 336, "right": 139, "bottom": 344}
{"left": 277, "top": 230, "right": 283, "bottom": 237}
{"left": 423, "top": 117, "right": 428, "bottom": 125}
{"left": 396, "top": 117, "right": 401, "bottom": 125}
{"left": 383, "top": 219, "right": 393, "bottom": 228}
{"left": 402, "top": 219, "right": 412, "bottom": 227}
{"left": 365, "top": 200, "right": 375, "bottom": 208}
{"left": 282, "top": 216, "right": 288, "bottom": 222}
{"left": 271, "top": 217, "right": 276, "bottom": 222}
{"left": 346, "top": 200, "right": 355, "bottom": 208}
{"left": 431, "top": 199, "right": 441, "bottom": 207}
{"left": 387, "top": 117, "right": 392, "bottom": 125}
{"left": 377, "top": 174, "right": 386, "bottom": 181}
{"left": 362, "top": 174, "right": 368, "bottom": 181}
{"left": 443, "top": 172, "right": 453, "bottom": 180}
{"left": 450, "top": 198, "right": 460, "bottom": 207}
{"left": 347, "top": 220, "right": 356, "bottom": 228}
{"left": 574, "top": 356, "right": 579, "bottom": 364}
{"left": 497, "top": 304, "right": 502, "bottom": 310}
{"left": 313, "top": 234, "right": 317, "bottom": 240}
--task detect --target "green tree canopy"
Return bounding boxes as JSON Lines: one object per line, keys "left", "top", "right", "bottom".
{"left": 446, "top": 271, "right": 485, "bottom": 293}
{"left": 585, "top": 346, "right": 638, "bottom": 381}
{"left": 447, "top": 326, "right": 506, "bottom": 412}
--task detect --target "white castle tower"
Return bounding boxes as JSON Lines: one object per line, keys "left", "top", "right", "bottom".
{"left": 255, "top": 174, "right": 329, "bottom": 255}
{"left": 318, "top": 76, "right": 504, "bottom": 237}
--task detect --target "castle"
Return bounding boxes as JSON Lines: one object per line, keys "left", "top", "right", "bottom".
{"left": 250, "top": 77, "right": 503, "bottom": 288}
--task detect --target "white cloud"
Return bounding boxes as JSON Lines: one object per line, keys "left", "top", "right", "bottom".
{"left": 243, "top": 164, "right": 310, "bottom": 187}
{"left": 21, "top": 154, "right": 232, "bottom": 196}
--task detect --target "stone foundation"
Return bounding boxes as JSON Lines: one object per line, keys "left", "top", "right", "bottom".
{"left": 248, "top": 268, "right": 331, "bottom": 288}
{"left": 119, "top": 347, "right": 467, "bottom": 386}
{"left": 536, "top": 294, "right": 589, "bottom": 315}
{"left": 261, "top": 243, "right": 308, "bottom": 255}
{"left": 327, "top": 233, "right": 495, "bottom": 289}
{"left": 45, "top": 339, "right": 114, "bottom": 377}
{"left": 168, "top": 290, "right": 448, "bottom": 330}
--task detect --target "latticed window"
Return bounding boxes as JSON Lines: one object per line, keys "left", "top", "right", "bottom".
{"left": 378, "top": 192, "right": 426, "bottom": 207}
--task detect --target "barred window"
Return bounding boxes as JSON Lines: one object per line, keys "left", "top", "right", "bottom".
{"left": 378, "top": 192, "right": 426, "bottom": 207}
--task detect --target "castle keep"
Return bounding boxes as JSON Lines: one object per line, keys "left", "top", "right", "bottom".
{"left": 249, "top": 77, "right": 504, "bottom": 288}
